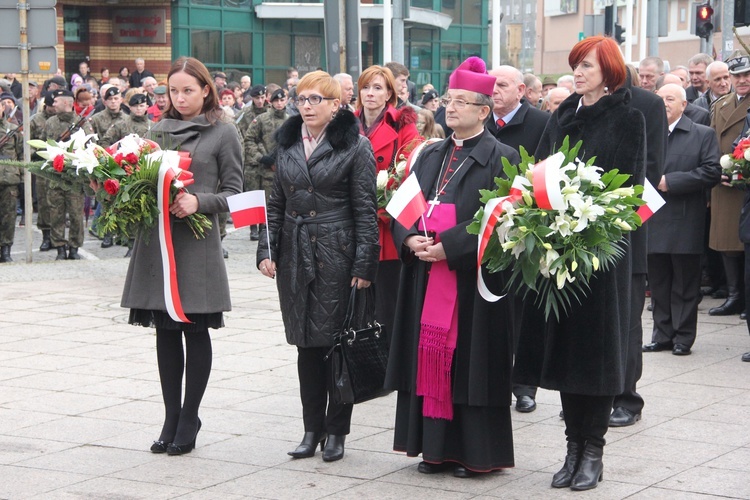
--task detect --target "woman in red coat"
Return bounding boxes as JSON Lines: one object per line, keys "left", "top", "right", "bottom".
{"left": 355, "top": 65, "right": 421, "bottom": 333}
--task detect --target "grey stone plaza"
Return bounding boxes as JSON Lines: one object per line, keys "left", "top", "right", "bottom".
{"left": 0, "top": 223, "right": 749, "bottom": 499}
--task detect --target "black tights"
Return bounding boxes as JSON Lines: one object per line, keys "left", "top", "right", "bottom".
{"left": 156, "top": 327, "right": 212, "bottom": 445}
{"left": 560, "top": 393, "right": 614, "bottom": 449}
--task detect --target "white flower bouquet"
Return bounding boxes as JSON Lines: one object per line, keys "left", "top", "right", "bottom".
{"left": 468, "top": 138, "right": 645, "bottom": 320}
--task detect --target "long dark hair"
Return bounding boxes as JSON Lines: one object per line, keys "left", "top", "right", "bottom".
{"left": 163, "top": 57, "right": 222, "bottom": 123}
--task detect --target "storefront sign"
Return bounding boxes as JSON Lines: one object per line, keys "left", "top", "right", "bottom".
{"left": 112, "top": 9, "right": 166, "bottom": 44}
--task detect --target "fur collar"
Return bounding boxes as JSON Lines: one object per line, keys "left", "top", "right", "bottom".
{"left": 275, "top": 108, "right": 360, "bottom": 151}
{"left": 557, "top": 87, "right": 631, "bottom": 126}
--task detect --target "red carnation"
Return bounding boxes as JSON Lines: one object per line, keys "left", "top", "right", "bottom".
{"left": 114, "top": 153, "right": 124, "bottom": 164}
{"left": 125, "top": 152, "right": 139, "bottom": 164}
{"left": 52, "top": 155, "right": 65, "bottom": 172}
{"left": 104, "top": 178, "right": 120, "bottom": 195}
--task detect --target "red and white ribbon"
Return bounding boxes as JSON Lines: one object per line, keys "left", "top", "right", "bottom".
{"left": 154, "top": 150, "right": 194, "bottom": 323}
{"left": 476, "top": 153, "right": 566, "bottom": 301}
{"left": 532, "top": 152, "right": 566, "bottom": 211}
{"left": 477, "top": 176, "right": 527, "bottom": 302}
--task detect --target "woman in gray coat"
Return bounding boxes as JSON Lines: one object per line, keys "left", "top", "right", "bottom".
{"left": 121, "top": 57, "right": 243, "bottom": 455}
{"left": 257, "top": 71, "right": 379, "bottom": 462}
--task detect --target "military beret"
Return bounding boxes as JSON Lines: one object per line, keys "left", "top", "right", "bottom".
{"left": 103, "top": 86, "right": 120, "bottom": 100}
{"left": 270, "top": 88, "right": 286, "bottom": 102}
{"left": 53, "top": 89, "right": 74, "bottom": 99}
{"left": 129, "top": 93, "right": 148, "bottom": 106}
{"left": 421, "top": 89, "right": 439, "bottom": 105}
{"left": 249, "top": 84, "right": 266, "bottom": 97}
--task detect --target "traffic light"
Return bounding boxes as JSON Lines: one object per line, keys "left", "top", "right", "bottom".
{"left": 736, "top": 0, "right": 750, "bottom": 27}
{"left": 695, "top": 3, "right": 714, "bottom": 40}
{"left": 615, "top": 23, "right": 625, "bottom": 44}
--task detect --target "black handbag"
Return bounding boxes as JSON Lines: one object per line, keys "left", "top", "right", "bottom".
{"left": 327, "top": 285, "right": 391, "bottom": 405}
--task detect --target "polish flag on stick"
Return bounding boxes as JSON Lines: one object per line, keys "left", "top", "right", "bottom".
{"left": 636, "top": 180, "right": 666, "bottom": 223}
{"left": 386, "top": 173, "right": 428, "bottom": 229}
{"left": 228, "top": 190, "right": 267, "bottom": 228}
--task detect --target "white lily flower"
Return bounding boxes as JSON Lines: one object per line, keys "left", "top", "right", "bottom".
{"left": 569, "top": 196, "right": 605, "bottom": 232}
{"left": 539, "top": 248, "right": 561, "bottom": 278}
{"left": 549, "top": 213, "right": 573, "bottom": 237}
{"left": 376, "top": 170, "right": 388, "bottom": 190}
{"left": 69, "top": 128, "right": 98, "bottom": 152}
{"left": 744, "top": 149, "right": 750, "bottom": 162}
{"left": 72, "top": 143, "right": 101, "bottom": 174}
{"left": 576, "top": 163, "right": 603, "bottom": 187}
{"left": 611, "top": 187, "right": 635, "bottom": 198}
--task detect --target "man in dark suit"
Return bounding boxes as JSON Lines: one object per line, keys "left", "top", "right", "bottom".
{"left": 657, "top": 74, "right": 710, "bottom": 126}
{"left": 644, "top": 84, "right": 721, "bottom": 356}
{"left": 686, "top": 53, "right": 713, "bottom": 103}
{"left": 610, "top": 73, "right": 667, "bottom": 427}
{"left": 486, "top": 66, "right": 549, "bottom": 156}
{"left": 486, "top": 65, "right": 549, "bottom": 413}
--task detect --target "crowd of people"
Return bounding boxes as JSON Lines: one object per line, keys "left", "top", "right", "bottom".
{"left": 1, "top": 37, "right": 750, "bottom": 491}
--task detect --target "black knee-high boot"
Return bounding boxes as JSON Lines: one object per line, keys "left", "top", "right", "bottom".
{"left": 172, "top": 328, "right": 212, "bottom": 446}
{"left": 155, "top": 328, "right": 184, "bottom": 443}
{"left": 710, "top": 253, "right": 744, "bottom": 316}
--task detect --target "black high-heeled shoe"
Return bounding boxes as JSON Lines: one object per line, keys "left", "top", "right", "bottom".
{"left": 167, "top": 418, "right": 202, "bottom": 456}
{"left": 288, "top": 432, "right": 327, "bottom": 458}
{"left": 322, "top": 434, "right": 346, "bottom": 462}
{"left": 150, "top": 440, "right": 170, "bottom": 453}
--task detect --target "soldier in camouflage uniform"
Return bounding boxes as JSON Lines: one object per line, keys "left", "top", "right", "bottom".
{"left": 89, "top": 86, "right": 126, "bottom": 248}
{"left": 90, "top": 86, "right": 125, "bottom": 141}
{"left": 236, "top": 84, "right": 269, "bottom": 140}
{"left": 0, "top": 105, "right": 22, "bottom": 262}
{"left": 243, "top": 87, "right": 288, "bottom": 240}
{"left": 42, "top": 90, "right": 94, "bottom": 260}
{"left": 102, "top": 93, "right": 151, "bottom": 147}
{"left": 28, "top": 90, "right": 57, "bottom": 251}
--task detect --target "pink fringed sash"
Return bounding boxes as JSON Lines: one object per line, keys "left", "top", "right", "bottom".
{"left": 416, "top": 203, "right": 458, "bottom": 420}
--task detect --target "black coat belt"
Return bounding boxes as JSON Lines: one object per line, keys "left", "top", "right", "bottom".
{"left": 285, "top": 210, "right": 353, "bottom": 294}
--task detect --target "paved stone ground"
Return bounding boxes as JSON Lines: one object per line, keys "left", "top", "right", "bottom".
{"left": 1, "top": 218, "right": 749, "bottom": 499}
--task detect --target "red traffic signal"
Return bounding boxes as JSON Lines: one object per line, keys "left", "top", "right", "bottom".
{"left": 698, "top": 4, "right": 713, "bottom": 20}
{"left": 696, "top": 3, "right": 714, "bottom": 40}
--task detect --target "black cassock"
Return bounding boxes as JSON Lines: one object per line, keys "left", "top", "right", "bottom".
{"left": 385, "top": 130, "right": 519, "bottom": 471}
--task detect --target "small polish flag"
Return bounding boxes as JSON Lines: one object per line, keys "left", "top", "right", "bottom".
{"left": 227, "top": 190, "right": 267, "bottom": 228}
{"left": 636, "top": 180, "right": 666, "bottom": 223}
{"left": 386, "top": 173, "right": 428, "bottom": 228}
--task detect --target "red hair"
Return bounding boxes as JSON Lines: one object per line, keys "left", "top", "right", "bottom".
{"left": 568, "top": 36, "right": 626, "bottom": 92}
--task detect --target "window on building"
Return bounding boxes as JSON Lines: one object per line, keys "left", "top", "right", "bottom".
{"left": 192, "top": 30, "right": 222, "bottom": 65}
{"left": 63, "top": 7, "right": 88, "bottom": 43}
{"left": 225, "top": 32, "right": 252, "bottom": 66}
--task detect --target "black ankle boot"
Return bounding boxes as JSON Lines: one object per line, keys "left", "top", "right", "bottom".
{"left": 288, "top": 432, "right": 327, "bottom": 458}
{"left": 322, "top": 434, "right": 345, "bottom": 462}
{"left": 709, "top": 291, "right": 744, "bottom": 315}
{"left": 55, "top": 246, "right": 67, "bottom": 260}
{"left": 551, "top": 441, "right": 582, "bottom": 488}
{"left": 67, "top": 247, "right": 82, "bottom": 260}
{"left": 0, "top": 245, "right": 11, "bottom": 263}
{"left": 40, "top": 230, "right": 51, "bottom": 251}
{"left": 570, "top": 443, "right": 604, "bottom": 491}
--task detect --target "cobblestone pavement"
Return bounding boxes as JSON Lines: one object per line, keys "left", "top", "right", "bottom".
{"left": 1, "top": 216, "right": 749, "bottom": 499}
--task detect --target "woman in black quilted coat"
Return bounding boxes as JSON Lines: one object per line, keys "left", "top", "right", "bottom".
{"left": 257, "top": 71, "right": 379, "bottom": 462}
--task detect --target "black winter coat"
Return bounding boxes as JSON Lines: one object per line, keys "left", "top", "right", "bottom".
{"left": 257, "top": 110, "right": 380, "bottom": 348}
{"left": 514, "top": 89, "right": 646, "bottom": 396}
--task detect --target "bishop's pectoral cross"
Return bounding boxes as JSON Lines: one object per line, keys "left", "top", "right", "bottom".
{"left": 427, "top": 199, "right": 440, "bottom": 218}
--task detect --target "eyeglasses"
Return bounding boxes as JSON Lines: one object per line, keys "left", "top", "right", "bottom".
{"left": 293, "top": 95, "right": 336, "bottom": 106}
{"left": 440, "top": 97, "right": 485, "bottom": 109}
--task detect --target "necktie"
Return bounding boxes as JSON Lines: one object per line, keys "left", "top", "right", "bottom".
{"left": 496, "top": 118, "right": 505, "bottom": 128}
